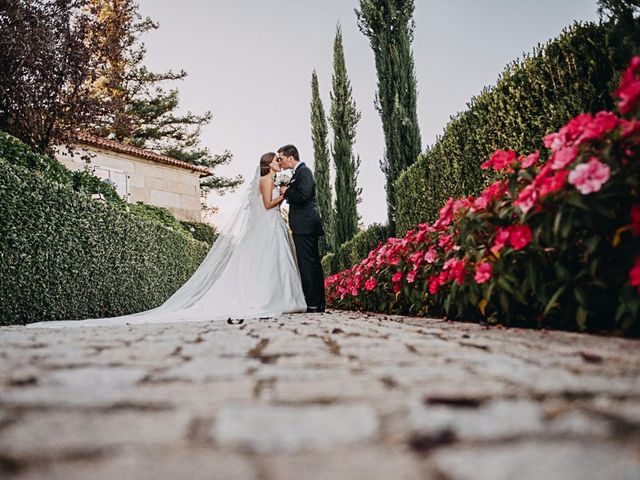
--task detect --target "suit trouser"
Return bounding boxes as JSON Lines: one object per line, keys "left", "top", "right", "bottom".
{"left": 292, "top": 234, "right": 325, "bottom": 309}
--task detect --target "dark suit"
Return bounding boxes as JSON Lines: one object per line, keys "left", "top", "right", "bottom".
{"left": 284, "top": 162, "right": 325, "bottom": 310}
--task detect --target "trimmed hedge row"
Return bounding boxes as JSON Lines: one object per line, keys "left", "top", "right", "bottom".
{"left": 0, "top": 158, "right": 210, "bottom": 325}
{"left": 322, "top": 223, "right": 390, "bottom": 276}
{"left": 326, "top": 54, "right": 640, "bottom": 336}
{"left": 179, "top": 220, "right": 219, "bottom": 247}
{"left": 395, "top": 19, "right": 640, "bottom": 234}
{"left": 0, "top": 131, "right": 123, "bottom": 205}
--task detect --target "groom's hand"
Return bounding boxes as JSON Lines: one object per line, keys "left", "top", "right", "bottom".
{"left": 280, "top": 185, "right": 289, "bottom": 196}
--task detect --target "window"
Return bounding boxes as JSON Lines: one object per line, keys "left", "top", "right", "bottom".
{"left": 93, "top": 166, "right": 130, "bottom": 201}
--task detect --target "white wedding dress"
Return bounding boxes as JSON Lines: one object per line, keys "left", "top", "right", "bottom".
{"left": 28, "top": 168, "right": 307, "bottom": 328}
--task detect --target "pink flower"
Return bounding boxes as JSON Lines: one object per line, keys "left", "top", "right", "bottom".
{"left": 481, "top": 150, "right": 517, "bottom": 171}
{"left": 537, "top": 169, "right": 569, "bottom": 197}
{"left": 629, "top": 256, "right": 640, "bottom": 292}
{"left": 424, "top": 247, "right": 438, "bottom": 264}
{"left": 565, "top": 114, "right": 594, "bottom": 141}
{"left": 393, "top": 283, "right": 402, "bottom": 294}
{"left": 435, "top": 198, "right": 455, "bottom": 228}
{"left": 579, "top": 111, "right": 620, "bottom": 143}
{"left": 621, "top": 118, "right": 640, "bottom": 141}
{"left": 408, "top": 250, "right": 425, "bottom": 268}
{"left": 474, "top": 262, "right": 493, "bottom": 284}
{"left": 427, "top": 274, "right": 441, "bottom": 295}
{"left": 364, "top": 277, "right": 377, "bottom": 291}
{"left": 514, "top": 184, "right": 538, "bottom": 214}
{"left": 453, "top": 196, "right": 472, "bottom": 213}
{"left": 415, "top": 226, "right": 430, "bottom": 244}
{"left": 392, "top": 271, "right": 403, "bottom": 283}
{"left": 508, "top": 225, "right": 532, "bottom": 250}
{"left": 615, "top": 56, "right": 640, "bottom": 115}
{"left": 474, "top": 180, "right": 507, "bottom": 210}
{"left": 631, "top": 205, "right": 640, "bottom": 236}
{"left": 550, "top": 146, "right": 578, "bottom": 170}
{"left": 491, "top": 228, "right": 511, "bottom": 255}
{"left": 407, "top": 270, "right": 417, "bottom": 283}
{"left": 568, "top": 157, "right": 611, "bottom": 195}
{"left": 439, "top": 234, "right": 453, "bottom": 251}
{"left": 444, "top": 258, "right": 466, "bottom": 284}
{"left": 521, "top": 150, "right": 540, "bottom": 169}
{"left": 543, "top": 132, "right": 563, "bottom": 151}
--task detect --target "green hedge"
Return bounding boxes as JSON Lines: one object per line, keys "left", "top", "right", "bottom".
{"left": 179, "top": 220, "right": 219, "bottom": 247}
{"left": 322, "top": 223, "right": 390, "bottom": 275}
{"left": 0, "top": 157, "right": 210, "bottom": 325}
{"left": 0, "top": 131, "right": 124, "bottom": 205}
{"left": 395, "top": 19, "right": 640, "bottom": 234}
{"left": 128, "top": 203, "right": 219, "bottom": 246}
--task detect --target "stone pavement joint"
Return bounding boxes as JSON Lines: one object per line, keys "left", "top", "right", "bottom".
{"left": 0, "top": 311, "right": 639, "bottom": 479}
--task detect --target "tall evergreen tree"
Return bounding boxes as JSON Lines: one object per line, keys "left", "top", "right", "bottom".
{"left": 356, "top": 0, "right": 422, "bottom": 234}
{"left": 310, "top": 70, "right": 334, "bottom": 257}
{"left": 86, "top": 0, "right": 242, "bottom": 194}
{"left": 329, "top": 25, "right": 361, "bottom": 249}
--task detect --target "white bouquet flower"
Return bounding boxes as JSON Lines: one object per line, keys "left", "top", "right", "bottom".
{"left": 275, "top": 170, "right": 293, "bottom": 187}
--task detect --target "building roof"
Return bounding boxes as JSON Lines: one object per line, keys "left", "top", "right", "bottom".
{"left": 75, "top": 133, "right": 213, "bottom": 177}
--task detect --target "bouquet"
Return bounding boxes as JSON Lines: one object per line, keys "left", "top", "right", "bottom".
{"left": 275, "top": 170, "right": 293, "bottom": 188}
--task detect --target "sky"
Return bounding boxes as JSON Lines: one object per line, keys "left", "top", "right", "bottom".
{"left": 137, "top": 0, "right": 600, "bottom": 228}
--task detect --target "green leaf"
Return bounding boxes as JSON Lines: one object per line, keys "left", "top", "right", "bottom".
{"left": 544, "top": 285, "right": 567, "bottom": 316}
{"left": 576, "top": 307, "right": 588, "bottom": 331}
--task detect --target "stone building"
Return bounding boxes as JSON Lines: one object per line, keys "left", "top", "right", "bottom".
{"left": 56, "top": 133, "right": 212, "bottom": 222}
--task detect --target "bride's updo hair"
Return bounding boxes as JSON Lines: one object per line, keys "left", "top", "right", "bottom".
{"left": 260, "top": 152, "right": 276, "bottom": 176}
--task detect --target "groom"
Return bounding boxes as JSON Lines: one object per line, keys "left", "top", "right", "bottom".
{"left": 277, "top": 144, "right": 326, "bottom": 313}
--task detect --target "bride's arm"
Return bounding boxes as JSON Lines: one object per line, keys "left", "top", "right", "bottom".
{"left": 260, "top": 177, "right": 284, "bottom": 209}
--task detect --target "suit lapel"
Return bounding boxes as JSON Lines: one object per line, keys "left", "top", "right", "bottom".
{"left": 290, "top": 163, "right": 305, "bottom": 184}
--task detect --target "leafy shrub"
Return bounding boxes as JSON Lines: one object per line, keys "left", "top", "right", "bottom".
{"left": 395, "top": 18, "right": 640, "bottom": 235}
{"left": 325, "top": 57, "right": 640, "bottom": 336}
{"left": 321, "top": 253, "right": 336, "bottom": 277}
{"left": 0, "top": 131, "right": 123, "bottom": 204}
{"left": 128, "top": 201, "right": 192, "bottom": 236}
{"left": 0, "top": 155, "right": 209, "bottom": 325}
{"left": 180, "top": 220, "right": 219, "bottom": 246}
{"left": 323, "top": 223, "right": 390, "bottom": 275}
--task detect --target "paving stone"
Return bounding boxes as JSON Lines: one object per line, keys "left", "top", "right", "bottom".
{"left": 0, "top": 367, "right": 148, "bottom": 408}
{"left": 430, "top": 441, "right": 640, "bottom": 480}
{"left": 1, "top": 312, "right": 639, "bottom": 478}
{"left": 213, "top": 403, "right": 379, "bottom": 452}
{"left": 408, "top": 398, "right": 614, "bottom": 443}
{"left": 153, "top": 357, "right": 260, "bottom": 382}
{"left": 0, "top": 410, "right": 193, "bottom": 460}
{"left": 253, "top": 364, "right": 348, "bottom": 381}
{"left": 272, "top": 376, "right": 388, "bottom": 403}
{"left": 125, "top": 379, "right": 255, "bottom": 415}
{"left": 11, "top": 447, "right": 257, "bottom": 480}
{"left": 262, "top": 447, "right": 426, "bottom": 480}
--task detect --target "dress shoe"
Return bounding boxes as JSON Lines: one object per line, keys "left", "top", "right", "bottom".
{"left": 306, "top": 306, "right": 326, "bottom": 313}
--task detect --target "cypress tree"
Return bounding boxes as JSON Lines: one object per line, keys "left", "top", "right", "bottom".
{"left": 356, "top": 0, "right": 422, "bottom": 234}
{"left": 329, "top": 25, "right": 361, "bottom": 249}
{"left": 310, "top": 70, "right": 334, "bottom": 257}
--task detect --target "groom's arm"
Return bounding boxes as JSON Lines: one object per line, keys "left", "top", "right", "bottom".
{"left": 284, "top": 168, "right": 314, "bottom": 205}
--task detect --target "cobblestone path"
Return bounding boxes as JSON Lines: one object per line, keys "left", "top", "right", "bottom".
{"left": 1, "top": 311, "right": 639, "bottom": 479}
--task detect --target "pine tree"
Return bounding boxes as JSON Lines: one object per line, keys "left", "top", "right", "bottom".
{"left": 86, "top": 0, "right": 242, "bottom": 194}
{"left": 329, "top": 25, "right": 361, "bottom": 249}
{"left": 310, "top": 70, "right": 335, "bottom": 257}
{"left": 356, "top": 0, "right": 422, "bottom": 234}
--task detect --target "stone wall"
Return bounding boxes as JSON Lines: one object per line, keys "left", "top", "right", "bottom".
{"left": 56, "top": 146, "right": 203, "bottom": 222}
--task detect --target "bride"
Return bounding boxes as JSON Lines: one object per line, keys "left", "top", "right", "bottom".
{"left": 29, "top": 152, "right": 307, "bottom": 328}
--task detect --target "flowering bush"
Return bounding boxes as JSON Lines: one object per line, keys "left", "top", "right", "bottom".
{"left": 326, "top": 56, "right": 640, "bottom": 336}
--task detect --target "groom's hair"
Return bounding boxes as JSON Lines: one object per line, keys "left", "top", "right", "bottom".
{"left": 278, "top": 144, "right": 299, "bottom": 162}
